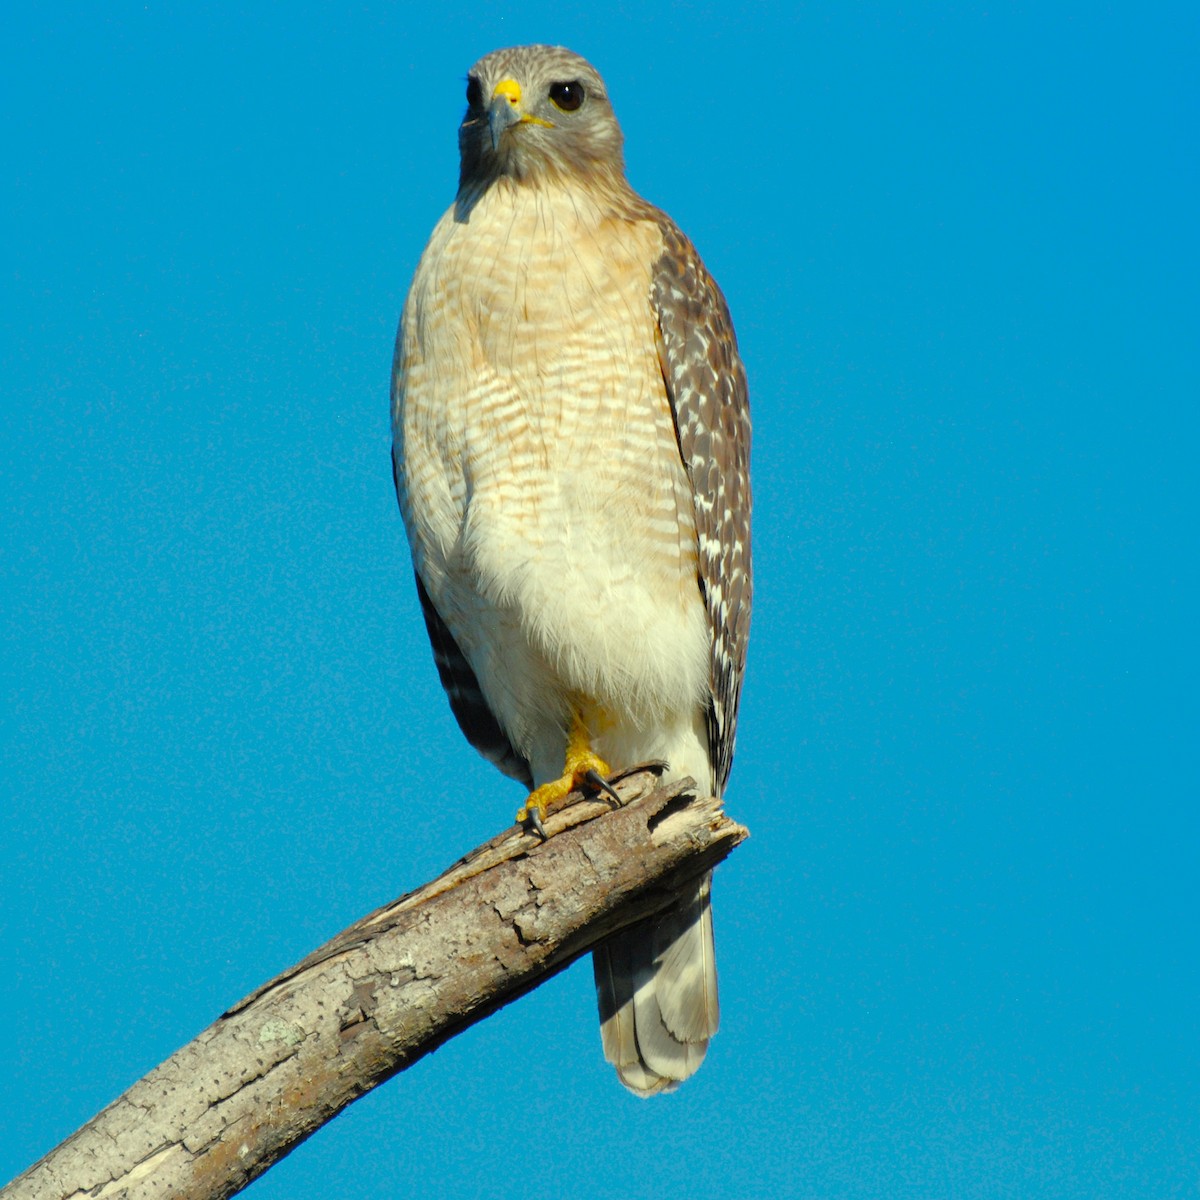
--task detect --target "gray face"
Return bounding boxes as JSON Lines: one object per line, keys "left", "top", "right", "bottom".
{"left": 457, "top": 44, "right": 625, "bottom": 188}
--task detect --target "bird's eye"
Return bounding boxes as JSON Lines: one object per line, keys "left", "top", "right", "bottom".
{"left": 548, "top": 81, "right": 585, "bottom": 112}
{"left": 466, "top": 76, "right": 482, "bottom": 108}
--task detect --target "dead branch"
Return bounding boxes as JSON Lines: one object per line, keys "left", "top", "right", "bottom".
{"left": 3, "top": 767, "right": 747, "bottom": 1200}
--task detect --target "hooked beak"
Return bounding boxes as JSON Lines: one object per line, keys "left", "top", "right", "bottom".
{"left": 486, "top": 77, "right": 554, "bottom": 151}
{"left": 488, "top": 78, "right": 523, "bottom": 151}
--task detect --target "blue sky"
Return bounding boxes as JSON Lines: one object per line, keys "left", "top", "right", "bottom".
{"left": 2, "top": 3, "right": 1196, "bottom": 1197}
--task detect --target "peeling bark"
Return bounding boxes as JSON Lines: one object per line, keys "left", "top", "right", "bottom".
{"left": 3, "top": 768, "right": 747, "bottom": 1200}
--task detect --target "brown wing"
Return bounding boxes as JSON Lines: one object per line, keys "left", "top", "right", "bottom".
{"left": 650, "top": 217, "right": 752, "bottom": 795}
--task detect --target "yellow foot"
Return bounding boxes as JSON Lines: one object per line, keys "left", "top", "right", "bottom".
{"left": 516, "top": 750, "right": 612, "bottom": 829}
{"left": 518, "top": 753, "right": 612, "bottom": 821}
{"left": 516, "top": 713, "right": 620, "bottom": 836}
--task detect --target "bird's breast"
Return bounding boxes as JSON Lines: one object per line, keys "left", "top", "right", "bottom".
{"left": 397, "top": 184, "right": 710, "bottom": 721}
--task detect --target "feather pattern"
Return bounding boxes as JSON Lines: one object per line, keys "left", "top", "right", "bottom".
{"left": 650, "top": 218, "right": 753, "bottom": 793}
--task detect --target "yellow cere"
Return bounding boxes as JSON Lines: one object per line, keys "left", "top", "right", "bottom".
{"left": 491, "top": 78, "right": 522, "bottom": 104}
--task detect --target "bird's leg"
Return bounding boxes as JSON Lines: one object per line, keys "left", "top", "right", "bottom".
{"left": 517, "top": 710, "right": 619, "bottom": 834}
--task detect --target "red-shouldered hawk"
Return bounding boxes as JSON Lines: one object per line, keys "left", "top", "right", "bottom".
{"left": 392, "top": 44, "right": 752, "bottom": 1095}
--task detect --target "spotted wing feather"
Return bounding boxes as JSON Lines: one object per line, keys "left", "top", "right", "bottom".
{"left": 650, "top": 217, "right": 752, "bottom": 794}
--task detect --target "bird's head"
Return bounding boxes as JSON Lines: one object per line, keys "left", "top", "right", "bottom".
{"left": 457, "top": 45, "right": 625, "bottom": 195}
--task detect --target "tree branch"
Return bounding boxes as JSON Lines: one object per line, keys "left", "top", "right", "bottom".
{"left": 3, "top": 767, "right": 747, "bottom": 1200}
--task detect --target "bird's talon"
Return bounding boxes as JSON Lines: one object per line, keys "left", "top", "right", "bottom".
{"left": 520, "top": 805, "right": 548, "bottom": 840}
{"left": 584, "top": 767, "right": 622, "bottom": 807}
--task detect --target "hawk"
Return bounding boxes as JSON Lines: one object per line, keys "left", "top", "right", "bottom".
{"left": 391, "top": 44, "right": 752, "bottom": 1095}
